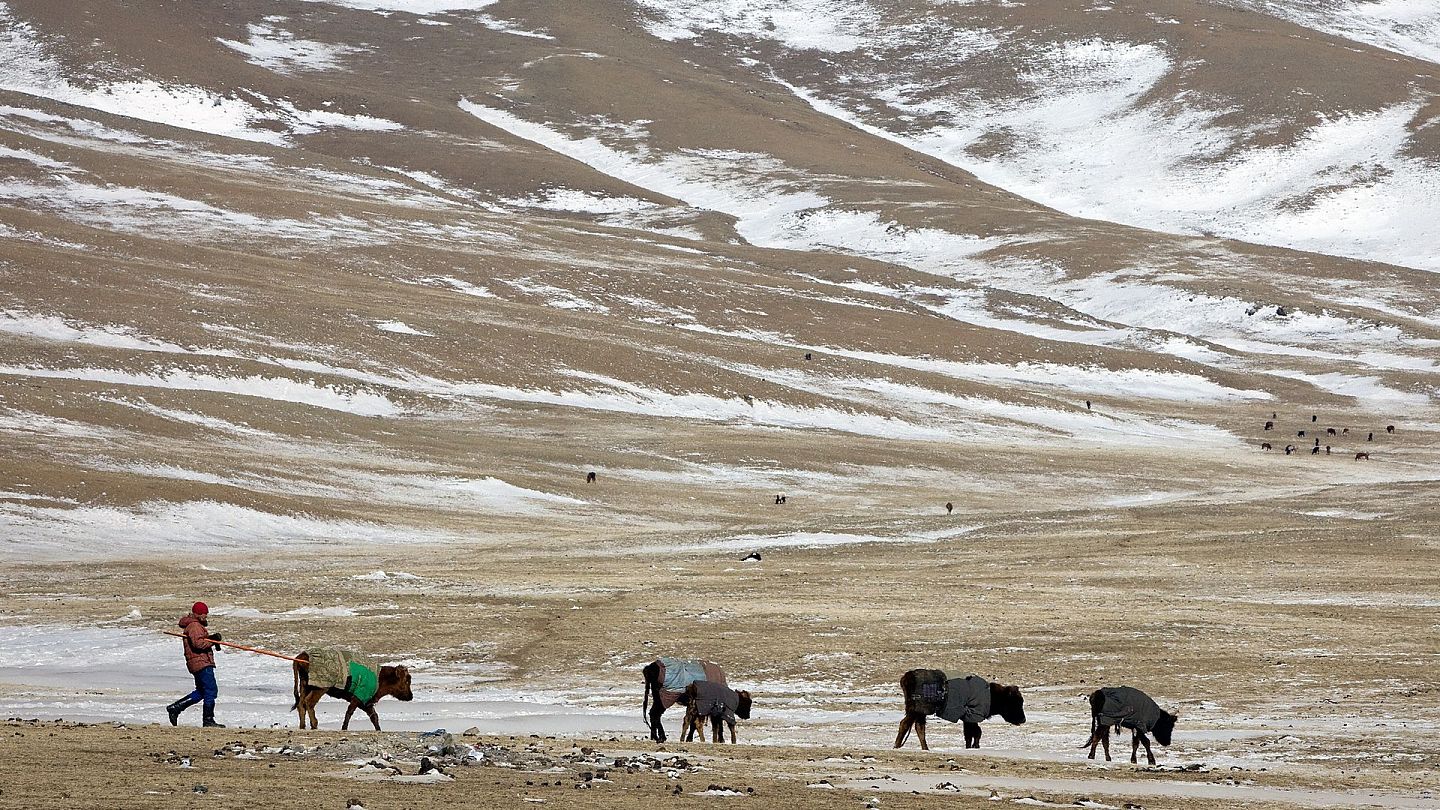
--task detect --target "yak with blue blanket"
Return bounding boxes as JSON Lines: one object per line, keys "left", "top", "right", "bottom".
{"left": 641, "top": 657, "right": 733, "bottom": 741}
{"left": 895, "top": 669, "right": 1027, "bottom": 750}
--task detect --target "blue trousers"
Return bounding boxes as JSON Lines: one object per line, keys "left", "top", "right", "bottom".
{"left": 184, "top": 666, "right": 219, "bottom": 708}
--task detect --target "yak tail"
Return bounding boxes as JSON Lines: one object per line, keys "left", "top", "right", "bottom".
{"left": 291, "top": 663, "right": 300, "bottom": 712}
{"left": 1079, "top": 711, "right": 1099, "bottom": 748}
{"left": 642, "top": 675, "right": 652, "bottom": 725}
{"left": 898, "top": 721, "right": 913, "bottom": 748}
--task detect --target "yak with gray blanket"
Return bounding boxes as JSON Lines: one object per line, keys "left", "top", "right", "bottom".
{"left": 895, "top": 669, "right": 1026, "bottom": 750}
{"left": 1083, "top": 686, "right": 1178, "bottom": 764}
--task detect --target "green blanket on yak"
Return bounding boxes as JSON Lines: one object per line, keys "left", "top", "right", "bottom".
{"left": 307, "top": 647, "right": 379, "bottom": 704}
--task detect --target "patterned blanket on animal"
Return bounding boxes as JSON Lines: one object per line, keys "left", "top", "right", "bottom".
{"left": 938, "top": 675, "right": 991, "bottom": 724}
{"left": 1097, "top": 686, "right": 1163, "bottom": 733}
{"left": 656, "top": 657, "right": 726, "bottom": 709}
{"left": 906, "top": 669, "right": 948, "bottom": 716}
{"left": 306, "top": 647, "right": 379, "bottom": 704}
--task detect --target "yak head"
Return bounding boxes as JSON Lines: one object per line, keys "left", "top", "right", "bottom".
{"left": 736, "top": 690, "right": 753, "bottom": 720}
{"left": 994, "top": 683, "right": 1026, "bottom": 725}
{"left": 1152, "top": 710, "right": 1178, "bottom": 746}
{"left": 381, "top": 665, "right": 414, "bottom": 701}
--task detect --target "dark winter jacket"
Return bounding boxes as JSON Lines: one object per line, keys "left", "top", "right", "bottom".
{"left": 179, "top": 614, "right": 217, "bottom": 673}
{"left": 938, "top": 674, "right": 991, "bottom": 724}
{"left": 1097, "top": 686, "right": 1164, "bottom": 733}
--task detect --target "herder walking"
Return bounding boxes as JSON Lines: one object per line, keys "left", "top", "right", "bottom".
{"left": 166, "top": 601, "right": 226, "bottom": 728}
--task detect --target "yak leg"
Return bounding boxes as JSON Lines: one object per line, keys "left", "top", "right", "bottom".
{"left": 728, "top": 720, "right": 737, "bottom": 744}
{"left": 894, "top": 714, "right": 915, "bottom": 749}
{"left": 1130, "top": 730, "right": 1141, "bottom": 764}
{"left": 1101, "top": 726, "right": 1112, "bottom": 761}
{"left": 305, "top": 691, "right": 323, "bottom": 730}
{"left": 649, "top": 702, "right": 668, "bottom": 743}
{"left": 363, "top": 704, "right": 382, "bottom": 732}
{"left": 963, "top": 721, "right": 982, "bottom": 749}
{"left": 342, "top": 701, "right": 359, "bottom": 731}
{"left": 710, "top": 715, "right": 724, "bottom": 744}
{"left": 915, "top": 716, "right": 930, "bottom": 751}
{"left": 1138, "top": 732, "right": 1156, "bottom": 765}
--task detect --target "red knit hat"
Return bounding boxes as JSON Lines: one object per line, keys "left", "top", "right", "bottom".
{"left": 192, "top": 601, "right": 209, "bottom": 615}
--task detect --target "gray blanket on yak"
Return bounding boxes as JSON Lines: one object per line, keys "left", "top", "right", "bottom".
{"left": 656, "top": 657, "right": 726, "bottom": 710}
{"left": 938, "top": 675, "right": 991, "bottom": 724}
{"left": 906, "top": 669, "right": 948, "bottom": 716}
{"left": 1097, "top": 686, "right": 1164, "bottom": 733}
{"left": 689, "top": 680, "right": 740, "bottom": 724}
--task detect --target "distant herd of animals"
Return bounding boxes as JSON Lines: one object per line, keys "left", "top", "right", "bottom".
{"left": 1258, "top": 412, "right": 1395, "bottom": 460}
{"left": 283, "top": 654, "right": 1176, "bottom": 763}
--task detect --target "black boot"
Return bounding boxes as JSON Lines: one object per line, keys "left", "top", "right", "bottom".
{"left": 202, "top": 705, "right": 225, "bottom": 728}
{"left": 166, "top": 697, "right": 199, "bottom": 726}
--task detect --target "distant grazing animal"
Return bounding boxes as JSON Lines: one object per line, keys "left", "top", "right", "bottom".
{"left": 945, "top": 502, "right": 954, "bottom": 514}
{"left": 291, "top": 649, "right": 412, "bottom": 731}
{"left": 1325, "top": 446, "right": 1331, "bottom": 455}
{"left": 1311, "top": 446, "right": 1320, "bottom": 455}
{"left": 1314, "top": 438, "right": 1320, "bottom": 447}
{"left": 740, "top": 551, "right": 761, "bottom": 562}
{"left": 1271, "top": 412, "right": 1277, "bottom": 420}
{"left": 804, "top": 352, "right": 813, "bottom": 361}
{"left": 1298, "top": 430, "right": 1306, "bottom": 437}
{"left": 1260, "top": 442, "right": 1271, "bottom": 451}
{"left": 1387, "top": 425, "right": 1395, "bottom": 434}
{"left": 680, "top": 680, "right": 752, "bottom": 744}
{"left": 774, "top": 494, "right": 787, "bottom": 505}
{"left": 1264, "top": 421, "right": 1273, "bottom": 431}
{"left": 1312, "top": 415, "right": 1318, "bottom": 422}
{"left": 586, "top": 471, "right": 596, "bottom": 484}
{"left": 1086, "top": 400, "right": 1092, "bottom": 410}
{"left": 1326, "top": 428, "right": 1337, "bottom": 436}
{"left": 895, "top": 669, "right": 1026, "bottom": 750}
{"left": 1284, "top": 445, "right": 1295, "bottom": 455}
{"left": 1355, "top": 452, "right": 1370, "bottom": 460}
{"left": 1368, "top": 432, "right": 1374, "bottom": 442}
{"left": 642, "top": 658, "right": 732, "bottom": 742}
{"left": 1083, "top": 686, "right": 1177, "bottom": 765}
{"left": 1342, "top": 428, "right": 1349, "bottom": 435}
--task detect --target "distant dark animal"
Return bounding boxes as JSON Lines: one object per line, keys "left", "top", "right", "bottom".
{"left": 1368, "top": 432, "right": 1374, "bottom": 441}
{"left": 1314, "top": 438, "right": 1320, "bottom": 447}
{"left": 1325, "top": 446, "right": 1331, "bottom": 455}
{"left": 1355, "top": 452, "right": 1370, "bottom": 460}
{"left": 945, "top": 502, "right": 954, "bottom": 514}
{"left": 895, "top": 669, "right": 1026, "bottom": 750}
{"left": 1342, "top": 428, "right": 1349, "bottom": 435}
{"left": 291, "top": 650, "right": 413, "bottom": 731}
{"left": 1312, "top": 415, "right": 1317, "bottom": 422}
{"left": 1086, "top": 400, "right": 1092, "bottom": 410}
{"left": 1263, "top": 421, "right": 1273, "bottom": 431}
{"left": 1311, "top": 446, "right": 1320, "bottom": 455}
{"left": 1284, "top": 445, "right": 1295, "bottom": 455}
{"left": 586, "top": 471, "right": 596, "bottom": 484}
{"left": 1083, "top": 686, "right": 1177, "bottom": 765}
{"left": 680, "top": 680, "right": 752, "bottom": 744}
{"left": 774, "top": 494, "right": 787, "bottom": 505}
{"left": 1271, "top": 412, "right": 1277, "bottom": 420}
{"left": 1260, "top": 442, "right": 1271, "bottom": 450}
{"left": 1387, "top": 425, "right": 1395, "bottom": 434}
{"left": 1326, "top": 428, "right": 1337, "bottom": 436}
{"left": 804, "top": 352, "right": 813, "bottom": 361}
{"left": 740, "top": 551, "right": 761, "bottom": 562}
{"left": 642, "top": 658, "right": 732, "bottom": 742}
{"left": 1298, "top": 430, "right": 1306, "bottom": 437}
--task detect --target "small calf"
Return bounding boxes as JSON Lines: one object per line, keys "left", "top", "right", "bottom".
{"left": 1260, "top": 442, "right": 1272, "bottom": 451}
{"left": 1084, "top": 686, "right": 1177, "bottom": 765}
{"left": 681, "top": 681, "right": 751, "bottom": 744}
{"left": 1355, "top": 452, "right": 1370, "bottom": 460}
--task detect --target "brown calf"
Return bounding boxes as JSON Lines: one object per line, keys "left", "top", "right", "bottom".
{"left": 291, "top": 651, "right": 413, "bottom": 730}
{"left": 679, "top": 681, "right": 752, "bottom": 744}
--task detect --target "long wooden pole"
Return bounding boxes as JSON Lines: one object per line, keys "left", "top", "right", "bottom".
{"left": 165, "top": 631, "right": 303, "bottom": 663}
